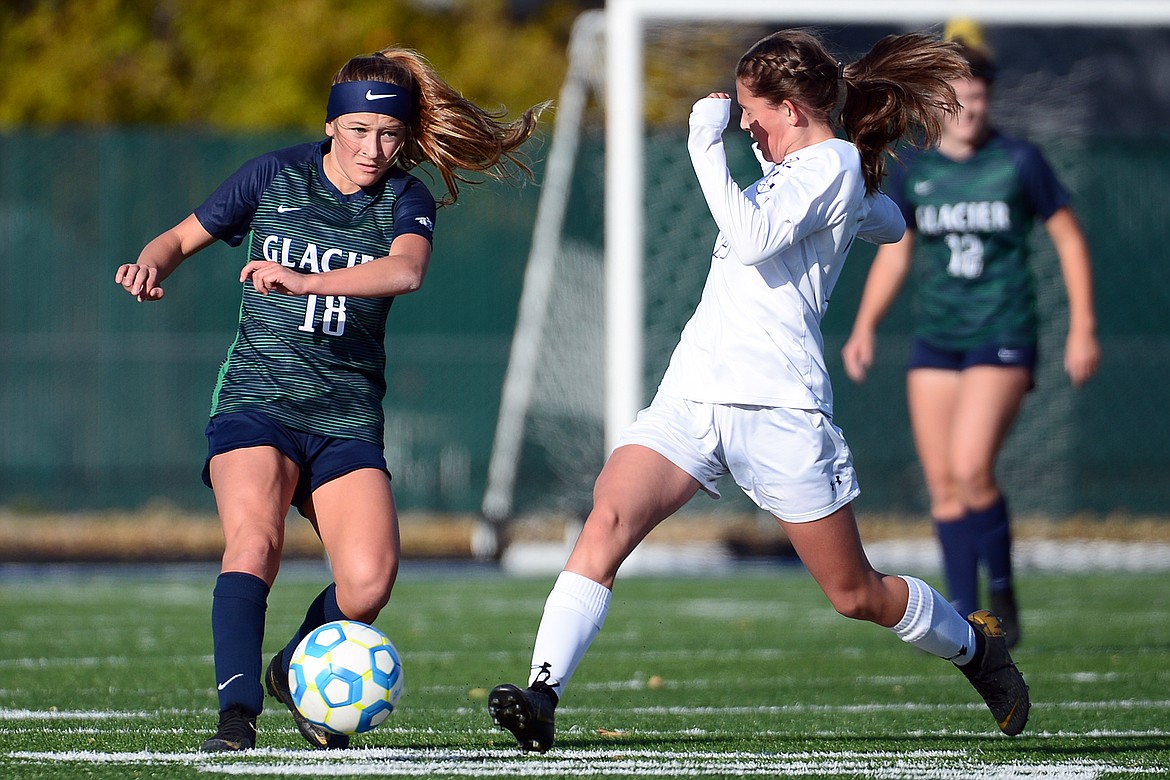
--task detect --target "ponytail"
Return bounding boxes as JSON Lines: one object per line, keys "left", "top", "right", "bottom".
{"left": 841, "top": 34, "right": 969, "bottom": 191}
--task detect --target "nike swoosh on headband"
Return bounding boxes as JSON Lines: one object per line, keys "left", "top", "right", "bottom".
{"left": 327, "top": 80, "right": 412, "bottom": 122}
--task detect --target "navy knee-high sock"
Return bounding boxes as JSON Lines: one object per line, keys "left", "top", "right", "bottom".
{"left": 970, "top": 495, "right": 1013, "bottom": 595}
{"left": 934, "top": 518, "right": 980, "bottom": 618}
{"left": 211, "top": 572, "right": 269, "bottom": 715}
{"left": 279, "top": 583, "right": 349, "bottom": 675}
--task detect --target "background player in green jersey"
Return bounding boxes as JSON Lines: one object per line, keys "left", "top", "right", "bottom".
{"left": 115, "top": 46, "right": 544, "bottom": 752}
{"left": 841, "top": 32, "right": 1100, "bottom": 647}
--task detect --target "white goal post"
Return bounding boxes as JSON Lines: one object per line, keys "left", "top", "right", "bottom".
{"left": 479, "top": 0, "right": 1170, "bottom": 537}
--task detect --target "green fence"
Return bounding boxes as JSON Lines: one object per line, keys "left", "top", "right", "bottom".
{"left": 826, "top": 136, "right": 1170, "bottom": 517}
{"left": 0, "top": 130, "right": 537, "bottom": 513}
{"left": 0, "top": 129, "right": 1167, "bottom": 516}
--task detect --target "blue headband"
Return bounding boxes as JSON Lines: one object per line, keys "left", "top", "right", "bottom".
{"left": 326, "top": 80, "right": 412, "bottom": 123}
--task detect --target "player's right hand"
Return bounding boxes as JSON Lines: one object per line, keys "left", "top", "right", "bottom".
{"left": 690, "top": 94, "right": 731, "bottom": 130}
{"left": 115, "top": 263, "right": 165, "bottom": 302}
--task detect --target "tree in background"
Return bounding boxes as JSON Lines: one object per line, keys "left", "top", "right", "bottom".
{"left": 0, "top": 0, "right": 589, "bottom": 129}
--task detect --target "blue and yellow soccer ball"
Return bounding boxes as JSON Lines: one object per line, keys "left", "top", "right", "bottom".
{"left": 288, "top": 620, "right": 404, "bottom": 735}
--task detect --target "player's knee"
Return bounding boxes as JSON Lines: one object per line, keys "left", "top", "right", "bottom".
{"left": 335, "top": 560, "right": 398, "bottom": 622}
{"left": 564, "top": 509, "right": 635, "bottom": 587}
{"left": 951, "top": 466, "right": 997, "bottom": 507}
{"left": 922, "top": 470, "right": 957, "bottom": 503}
{"left": 826, "top": 585, "right": 884, "bottom": 623}
{"left": 221, "top": 527, "right": 283, "bottom": 578}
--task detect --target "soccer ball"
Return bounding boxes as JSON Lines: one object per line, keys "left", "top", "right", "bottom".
{"left": 288, "top": 620, "right": 404, "bottom": 735}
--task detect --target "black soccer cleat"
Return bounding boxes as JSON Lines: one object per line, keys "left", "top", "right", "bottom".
{"left": 199, "top": 704, "right": 257, "bottom": 752}
{"left": 488, "top": 682, "right": 557, "bottom": 753}
{"left": 959, "top": 609, "right": 1030, "bottom": 736}
{"left": 265, "top": 651, "right": 350, "bottom": 750}
{"left": 990, "top": 587, "right": 1022, "bottom": 649}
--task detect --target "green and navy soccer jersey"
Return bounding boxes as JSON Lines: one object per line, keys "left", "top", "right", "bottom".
{"left": 886, "top": 130, "right": 1069, "bottom": 350}
{"left": 193, "top": 139, "right": 436, "bottom": 445}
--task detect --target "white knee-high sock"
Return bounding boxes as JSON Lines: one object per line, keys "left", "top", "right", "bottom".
{"left": 528, "top": 570, "right": 612, "bottom": 698}
{"left": 892, "top": 575, "right": 978, "bottom": 666}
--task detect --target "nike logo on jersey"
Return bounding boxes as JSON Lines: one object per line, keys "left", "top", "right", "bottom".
{"left": 365, "top": 90, "right": 398, "bottom": 101}
{"left": 277, "top": 205, "right": 302, "bottom": 213}
{"left": 217, "top": 673, "right": 245, "bottom": 691}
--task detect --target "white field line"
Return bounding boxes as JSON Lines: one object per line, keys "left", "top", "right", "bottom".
{"left": 4, "top": 709, "right": 1168, "bottom": 778}
{"left": 3, "top": 711, "right": 1168, "bottom": 741}
{"left": 560, "top": 699, "right": 1170, "bottom": 716}
{"left": 5, "top": 746, "right": 1167, "bottom": 778}
{"left": 4, "top": 698, "right": 1170, "bottom": 723}
{"left": 5, "top": 725, "right": 1167, "bottom": 741}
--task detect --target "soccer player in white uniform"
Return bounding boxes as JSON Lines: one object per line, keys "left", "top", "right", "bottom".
{"left": 489, "top": 29, "right": 1030, "bottom": 752}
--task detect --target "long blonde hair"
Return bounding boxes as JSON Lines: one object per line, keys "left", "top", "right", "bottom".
{"left": 332, "top": 47, "right": 548, "bottom": 205}
{"left": 736, "top": 30, "right": 970, "bottom": 192}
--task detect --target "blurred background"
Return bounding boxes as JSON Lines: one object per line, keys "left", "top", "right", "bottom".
{"left": 1, "top": 0, "right": 1167, "bottom": 560}
{"left": 0, "top": 0, "right": 598, "bottom": 517}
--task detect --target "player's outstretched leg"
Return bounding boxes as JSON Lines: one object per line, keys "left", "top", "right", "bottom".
{"left": 488, "top": 681, "right": 558, "bottom": 753}
{"left": 265, "top": 651, "right": 351, "bottom": 749}
{"left": 199, "top": 704, "right": 257, "bottom": 752}
{"left": 958, "top": 609, "right": 1030, "bottom": 735}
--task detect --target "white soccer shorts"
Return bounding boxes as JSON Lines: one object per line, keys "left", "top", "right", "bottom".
{"left": 615, "top": 394, "right": 860, "bottom": 522}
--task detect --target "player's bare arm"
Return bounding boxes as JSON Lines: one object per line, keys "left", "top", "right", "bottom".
{"left": 1045, "top": 206, "right": 1100, "bottom": 386}
{"left": 841, "top": 232, "right": 915, "bottom": 383}
{"left": 241, "top": 233, "right": 432, "bottom": 298}
{"left": 115, "top": 214, "right": 215, "bottom": 302}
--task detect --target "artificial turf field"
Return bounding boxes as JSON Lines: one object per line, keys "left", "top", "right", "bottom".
{"left": 1, "top": 560, "right": 1167, "bottom": 778}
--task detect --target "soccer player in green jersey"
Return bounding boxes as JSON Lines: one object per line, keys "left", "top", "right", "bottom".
{"left": 115, "top": 47, "right": 544, "bottom": 752}
{"left": 841, "top": 35, "right": 1100, "bottom": 648}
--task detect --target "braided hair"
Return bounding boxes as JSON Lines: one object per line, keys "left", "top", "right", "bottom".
{"left": 735, "top": 29, "right": 970, "bottom": 192}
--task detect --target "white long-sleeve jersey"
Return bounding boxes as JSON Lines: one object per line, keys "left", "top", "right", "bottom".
{"left": 656, "top": 97, "right": 905, "bottom": 414}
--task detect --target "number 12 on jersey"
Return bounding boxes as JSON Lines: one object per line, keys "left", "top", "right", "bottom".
{"left": 944, "top": 233, "right": 985, "bottom": 279}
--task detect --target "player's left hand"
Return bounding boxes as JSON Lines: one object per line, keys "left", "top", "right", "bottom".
{"left": 241, "top": 260, "right": 312, "bottom": 296}
{"left": 1064, "top": 330, "right": 1100, "bottom": 387}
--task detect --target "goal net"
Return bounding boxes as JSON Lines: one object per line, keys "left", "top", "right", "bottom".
{"left": 481, "top": 1, "right": 1170, "bottom": 535}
